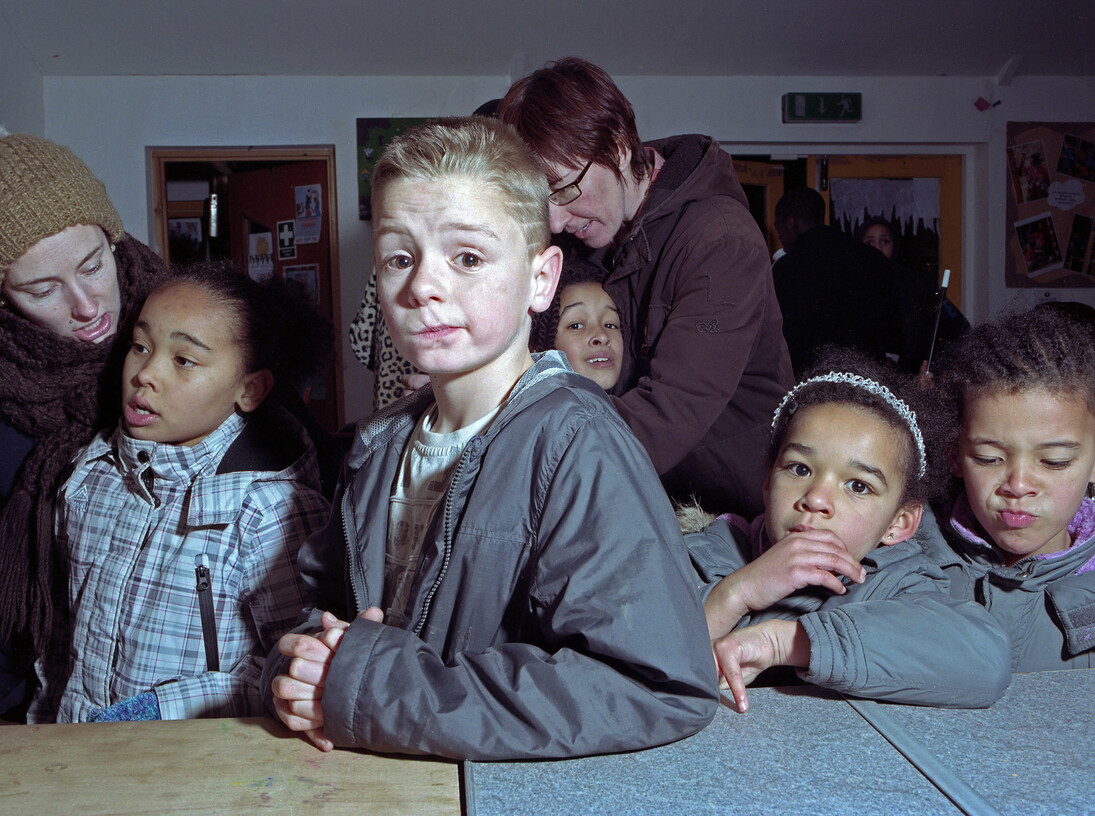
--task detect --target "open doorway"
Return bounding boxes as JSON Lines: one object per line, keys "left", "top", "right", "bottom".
{"left": 729, "top": 152, "right": 963, "bottom": 309}
{"left": 149, "top": 146, "right": 343, "bottom": 431}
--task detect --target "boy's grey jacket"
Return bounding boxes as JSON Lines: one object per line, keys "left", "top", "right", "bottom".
{"left": 917, "top": 496, "right": 1095, "bottom": 672}
{"left": 263, "top": 352, "right": 719, "bottom": 760}
{"left": 688, "top": 515, "right": 1011, "bottom": 707}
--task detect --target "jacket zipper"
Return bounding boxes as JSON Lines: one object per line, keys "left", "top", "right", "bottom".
{"left": 343, "top": 410, "right": 425, "bottom": 617}
{"left": 411, "top": 447, "right": 469, "bottom": 637}
{"left": 344, "top": 484, "right": 368, "bottom": 613}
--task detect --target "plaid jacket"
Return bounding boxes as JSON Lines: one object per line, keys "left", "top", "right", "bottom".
{"left": 30, "top": 409, "right": 328, "bottom": 722}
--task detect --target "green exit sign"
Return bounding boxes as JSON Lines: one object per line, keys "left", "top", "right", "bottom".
{"left": 782, "top": 92, "right": 862, "bottom": 123}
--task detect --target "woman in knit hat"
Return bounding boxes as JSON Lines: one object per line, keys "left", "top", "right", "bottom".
{"left": 0, "top": 130, "right": 166, "bottom": 720}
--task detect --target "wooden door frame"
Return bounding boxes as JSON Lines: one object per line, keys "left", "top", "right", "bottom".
{"left": 731, "top": 158, "right": 785, "bottom": 257}
{"left": 148, "top": 145, "right": 344, "bottom": 426}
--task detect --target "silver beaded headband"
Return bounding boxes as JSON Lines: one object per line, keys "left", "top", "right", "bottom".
{"left": 772, "top": 372, "right": 927, "bottom": 480}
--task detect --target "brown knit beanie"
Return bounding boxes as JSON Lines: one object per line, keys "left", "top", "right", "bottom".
{"left": 0, "top": 132, "right": 125, "bottom": 283}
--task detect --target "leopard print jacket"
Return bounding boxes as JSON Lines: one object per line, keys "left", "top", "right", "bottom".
{"left": 348, "top": 266, "right": 420, "bottom": 411}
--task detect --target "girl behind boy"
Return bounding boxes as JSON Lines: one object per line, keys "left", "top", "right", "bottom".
{"left": 530, "top": 255, "right": 622, "bottom": 390}
{"left": 924, "top": 307, "right": 1095, "bottom": 671}
{"left": 690, "top": 350, "right": 1010, "bottom": 711}
{"left": 29, "top": 263, "right": 331, "bottom": 723}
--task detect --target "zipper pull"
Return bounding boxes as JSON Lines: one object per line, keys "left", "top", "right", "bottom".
{"left": 194, "top": 555, "right": 220, "bottom": 672}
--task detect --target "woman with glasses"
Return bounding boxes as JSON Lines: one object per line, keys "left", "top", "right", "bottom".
{"left": 499, "top": 58, "right": 793, "bottom": 518}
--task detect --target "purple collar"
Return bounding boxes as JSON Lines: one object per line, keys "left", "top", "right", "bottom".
{"left": 949, "top": 493, "right": 1095, "bottom": 572}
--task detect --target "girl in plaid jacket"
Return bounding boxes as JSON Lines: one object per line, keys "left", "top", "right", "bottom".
{"left": 30, "top": 262, "right": 331, "bottom": 722}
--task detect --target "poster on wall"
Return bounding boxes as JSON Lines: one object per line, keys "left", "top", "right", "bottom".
{"left": 284, "top": 263, "right": 320, "bottom": 306}
{"left": 168, "top": 217, "right": 202, "bottom": 250}
{"left": 357, "top": 117, "right": 430, "bottom": 220}
{"left": 1005, "top": 121, "right": 1095, "bottom": 287}
{"left": 247, "top": 232, "right": 274, "bottom": 282}
{"left": 294, "top": 184, "right": 323, "bottom": 245}
{"left": 277, "top": 219, "right": 296, "bottom": 260}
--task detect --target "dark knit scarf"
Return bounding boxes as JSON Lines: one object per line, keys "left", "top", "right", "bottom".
{"left": 0, "top": 235, "right": 164, "bottom": 654}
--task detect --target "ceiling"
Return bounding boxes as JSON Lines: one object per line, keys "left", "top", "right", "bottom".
{"left": 2, "top": 0, "right": 1093, "bottom": 81}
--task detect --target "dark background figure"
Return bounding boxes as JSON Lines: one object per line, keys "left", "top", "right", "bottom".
{"left": 500, "top": 57, "right": 793, "bottom": 518}
{"left": 772, "top": 188, "right": 900, "bottom": 376}
{"left": 855, "top": 216, "right": 969, "bottom": 373}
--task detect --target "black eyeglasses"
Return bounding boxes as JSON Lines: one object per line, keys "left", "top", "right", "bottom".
{"left": 548, "top": 161, "right": 593, "bottom": 206}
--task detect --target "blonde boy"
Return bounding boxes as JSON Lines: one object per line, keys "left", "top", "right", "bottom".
{"left": 264, "top": 117, "right": 717, "bottom": 760}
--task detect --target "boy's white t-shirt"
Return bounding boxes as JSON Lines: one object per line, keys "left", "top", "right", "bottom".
{"left": 384, "top": 403, "right": 499, "bottom": 627}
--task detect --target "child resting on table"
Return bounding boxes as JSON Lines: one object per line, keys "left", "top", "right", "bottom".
{"left": 29, "top": 262, "right": 331, "bottom": 723}
{"left": 263, "top": 116, "right": 717, "bottom": 761}
{"left": 920, "top": 307, "right": 1095, "bottom": 671}
{"left": 688, "top": 350, "right": 1010, "bottom": 712}
{"left": 530, "top": 255, "right": 622, "bottom": 390}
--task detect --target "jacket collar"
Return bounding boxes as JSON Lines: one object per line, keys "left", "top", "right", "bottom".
{"left": 84, "top": 411, "right": 246, "bottom": 485}
{"left": 349, "top": 351, "right": 573, "bottom": 467}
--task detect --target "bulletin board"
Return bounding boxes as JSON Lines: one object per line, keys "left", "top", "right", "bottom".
{"left": 1005, "top": 121, "right": 1095, "bottom": 287}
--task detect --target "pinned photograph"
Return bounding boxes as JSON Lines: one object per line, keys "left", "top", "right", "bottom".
{"left": 1008, "top": 140, "right": 1051, "bottom": 203}
{"left": 284, "top": 263, "right": 320, "bottom": 306}
{"left": 1063, "top": 214, "right": 1093, "bottom": 275}
{"left": 1057, "top": 134, "right": 1095, "bottom": 183}
{"left": 1014, "top": 212, "right": 1064, "bottom": 276}
{"left": 167, "top": 217, "right": 202, "bottom": 256}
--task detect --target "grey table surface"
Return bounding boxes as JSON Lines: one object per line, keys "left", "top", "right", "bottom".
{"left": 876, "top": 669, "right": 1095, "bottom": 816}
{"left": 465, "top": 684, "right": 961, "bottom": 816}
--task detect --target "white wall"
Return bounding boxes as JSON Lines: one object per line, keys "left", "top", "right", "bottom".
{"left": 0, "top": 16, "right": 44, "bottom": 134}
{"left": 42, "top": 72, "right": 1095, "bottom": 422}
